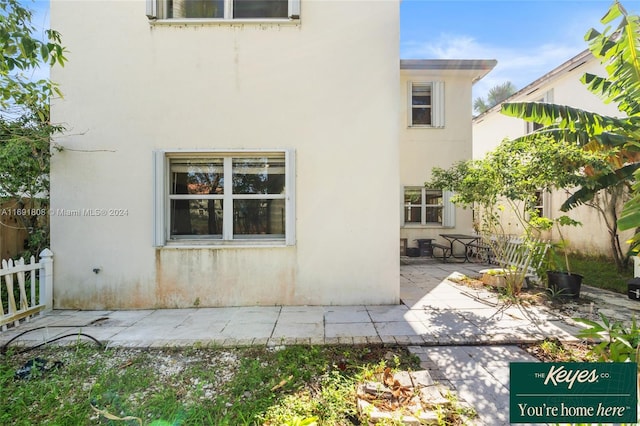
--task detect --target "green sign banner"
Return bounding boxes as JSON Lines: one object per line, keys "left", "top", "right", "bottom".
{"left": 510, "top": 362, "right": 637, "bottom": 423}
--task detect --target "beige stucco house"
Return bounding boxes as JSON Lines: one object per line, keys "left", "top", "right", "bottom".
{"left": 400, "top": 60, "right": 495, "bottom": 249}
{"left": 49, "top": 0, "right": 495, "bottom": 309}
{"left": 473, "top": 49, "right": 631, "bottom": 256}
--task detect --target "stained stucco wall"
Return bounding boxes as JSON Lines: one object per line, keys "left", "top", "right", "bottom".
{"left": 50, "top": 0, "right": 400, "bottom": 308}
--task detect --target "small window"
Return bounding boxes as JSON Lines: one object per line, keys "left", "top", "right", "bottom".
{"left": 154, "top": 150, "right": 295, "bottom": 246}
{"left": 526, "top": 121, "right": 544, "bottom": 134}
{"left": 150, "top": 0, "right": 298, "bottom": 20}
{"left": 403, "top": 187, "right": 454, "bottom": 227}
{"left": 408, "top": 81, "right": 444, "bottom": 128}
{"left": 411, "top": 84, "right": 432, "bottom": 126}
{"left": 525, "top": 90, "right": 553, "bottom": 134}
{"left": 528, "top": 190, "right": 547, "bottom": 219}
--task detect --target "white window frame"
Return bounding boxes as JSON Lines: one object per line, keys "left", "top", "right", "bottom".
{"left": 408, "top": 81, "right": 445, "bottom": 128}
{"left": 525, "top": 89, "right": 553, "bottom": 134}
{"left": 146, "top": 0, "right": 301, "bottom": 21}
{"left": 528, "top": 189, "right": 549, "bottom": 219}
{"left": 402, "top": 186, "right": 455, "bottom": 227}
{"left": 153, "top": 149, "right": 296, "bottom": 247}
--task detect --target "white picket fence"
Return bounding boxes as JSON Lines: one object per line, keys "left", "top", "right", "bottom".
{"left": 0, "top": 248, "right": 53, "bottom": 330}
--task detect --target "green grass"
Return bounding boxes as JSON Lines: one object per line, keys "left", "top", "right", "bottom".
{"left": 567, "top": 253, "right": 633, "bottom": 294}
{"left": 0, "top": 344, "right": 432, "bottom": 425}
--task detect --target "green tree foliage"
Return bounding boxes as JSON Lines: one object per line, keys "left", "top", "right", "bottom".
{"left": 429, "top": 136, "right": 608, "bottom": 227}
{"left": 473, "top": 81, "right": 516, "bottom": 115}
{"left": 429, "top": 136, "right": 601, "bottom": 280}
{"left": 0, "top": 0, "right": 66, "bottom": 116}
{"left": 0, "top": 0, "right": 66, "bottom": 257}
{"left": 498, "top": 1, "right": 640, "bottom": 270}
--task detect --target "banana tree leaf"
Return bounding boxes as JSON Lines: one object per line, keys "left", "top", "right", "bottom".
{"left": 562, "top": 163, "right": 640, "bottom": 211}
{"left": 618, "top": 209, "right": 640, "bottom": 231}
{"left": 501, "top": 102, "right": 630, "bottom": 135}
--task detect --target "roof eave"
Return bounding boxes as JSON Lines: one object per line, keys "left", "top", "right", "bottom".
{"left": 400, "top": 59, "right": 498, "bottom": 82}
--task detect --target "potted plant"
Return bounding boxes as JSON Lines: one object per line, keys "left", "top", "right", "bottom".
{"left": 543, "top": 215, "right": 583, "bottom": 299}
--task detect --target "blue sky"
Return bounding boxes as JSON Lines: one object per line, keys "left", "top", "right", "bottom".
{"left": 25, "top": 0, "right": 640, "bottom": 101}
{"left": 401, "top": 0, "right": 640, "bottom": 101}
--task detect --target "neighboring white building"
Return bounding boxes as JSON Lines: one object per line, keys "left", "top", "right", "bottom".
{"left": 49, "top": 0, "right": 494, "bottom": 309}
{"left": 473, "top": 49, "right": 630, "bottom": 255}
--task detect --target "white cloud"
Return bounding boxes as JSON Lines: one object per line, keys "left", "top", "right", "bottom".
{"left": 401, "top": 34, "right": 585, "bottom": 102}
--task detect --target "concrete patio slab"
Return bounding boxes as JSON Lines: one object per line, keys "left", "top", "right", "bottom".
{"left": 272, "top": 322, "right": 324, "bottom": 340}
{"left": 278, "top": 306, "right": 326, "bottom": 324}
{"left": 373, "top": 320, "right": 429, "bottom": 336}
{"left": 325, "top": 322, "right": 377, "bottom": 338}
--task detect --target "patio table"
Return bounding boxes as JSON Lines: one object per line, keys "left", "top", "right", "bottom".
{"left": 439, "top": 234, "right": 480, "bottom": 262}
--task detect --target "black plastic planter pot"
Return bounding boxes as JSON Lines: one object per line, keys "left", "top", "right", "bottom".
{"left": 546, "top": 271, "right": 583, "bottom": 299}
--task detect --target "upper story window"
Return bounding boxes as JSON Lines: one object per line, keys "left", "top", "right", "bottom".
{"left": 408, "top": 81, "right": 445, "bottom": 128}
{"left": 525, "top": 89, "right": 553, "bottom": 134}
{"left": 154, "top": 150, "right": 296, "bottom": 246}
{"left": 526, "top": 121, "right": 544, "bottom": 133}
{"left": 147, "top": 0, "right": 300, "bottom": 20}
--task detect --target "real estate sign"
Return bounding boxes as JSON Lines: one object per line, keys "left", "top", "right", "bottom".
{"left": 510, "top": 362, "right": 637, "bottom": 423}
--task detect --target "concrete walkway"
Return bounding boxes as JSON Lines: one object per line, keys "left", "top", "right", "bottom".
{"left": 2, "top": 258, "right": 637, "bottom": 425}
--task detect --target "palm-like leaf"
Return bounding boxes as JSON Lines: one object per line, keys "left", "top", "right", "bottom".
{"left": 562, "top": 163, "right": 639, "bottom": 210}
{"left": 583, "top": 2, "right": 640, "bottom": 116}
{"left": 501, "top": 102, "right": 636, "bottom": 144}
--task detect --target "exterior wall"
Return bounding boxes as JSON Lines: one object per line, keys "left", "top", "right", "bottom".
{"left": 50, "top": 0, "right": 400, "bottom": 308}
{"left": 400, "top": 70, "right": 475, "bottom": 248}
{"left": 472, "top": 54, "right": 631, "bottom": 255}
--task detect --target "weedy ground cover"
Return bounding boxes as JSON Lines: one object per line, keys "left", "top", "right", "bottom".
{"left": 1, "top": 344, "right": 425, "bottom": 425}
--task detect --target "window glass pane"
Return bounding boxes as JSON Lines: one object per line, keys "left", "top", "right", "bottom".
{"left": 412, "top": 85, "right": 431, "bottom": 106}
{"left": 412, "top": 108, "right": 431, "bottom": 125}
{"left": 404, "top": 188, "right": 421, "bottom": 223}
{"left": 404, "top": 188, "right": 421, "bottom": 204}
{"left": 170, "top": 199, "right": 223, "bottom": 237}
{"left": 168, "top": 0, "right": 224, "bottom": 18}
{"left": 233, "top": 0, "right": 288, "bottom": 18}
{"left": 170, "top": 158, "right": 224, "bottom": 195}
{"left": 425, "top": 206, "right": 443, "bottom": 224}
{"left": 233, "top": 199, "right": 285, "bottom": 236}
{"left": 405, "top": 206, "right": 421, "bottom": 223}
{"left": 233, "top": 157, "right": 285, "bottom": 194}
{"left": 425, "top": 190, "right": 443, "bottom": 206}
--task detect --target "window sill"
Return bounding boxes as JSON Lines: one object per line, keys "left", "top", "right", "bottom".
{"left": 149, "top": 17, "right": 300, "bottom": 26}
{"left": 160, "top": 240, "right": 289, "bottom": 249}
{"left": 407, "top": 125, "right": 444, "bottom": 129}
{"left": 402, "top": 224, "right": 451, "bottom": 229}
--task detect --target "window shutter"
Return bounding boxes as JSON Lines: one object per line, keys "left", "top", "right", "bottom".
{"left": 442, "top": 190, "right": 455, "bottom": 227}
{"left": 146, "top": 0, "right": 157, "bottom": 19}
{"left": 153, "top": 151, "right": 166, "bottom": 246}
{"left": 289, "top": 0, "right": 301, "bottom": 19}
{"left": 432, "top": 81, "right": 445, "bottom": 128}
{"left": 543, "top": 89, "right": 554, "bottom": 103}
{"left": 406, "top": 83, "right": 414, "bottom": 127}
{"left": 541, "top": 191, "right": 551, "bottom": 218}
{"left": 285, "top": 150, "right": 296, "bottom": 245}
